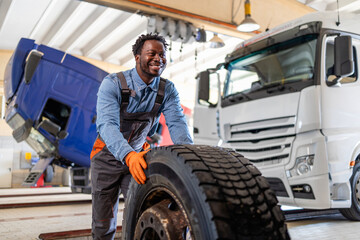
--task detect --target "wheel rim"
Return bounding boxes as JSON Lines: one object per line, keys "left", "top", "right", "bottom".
{"left": 134, "top": 187, "right": 192, "bottom": 240}
{"left": 355, "top": 170, "right": 360, "bottom": 206}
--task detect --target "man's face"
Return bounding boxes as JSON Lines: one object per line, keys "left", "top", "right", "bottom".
{"left": 136, "top": 40, "right": 167, "bottom": 83}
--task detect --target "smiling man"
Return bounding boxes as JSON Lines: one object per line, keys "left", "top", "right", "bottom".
{"left": 90, "top": 33, "right": 193, "bottom": 240}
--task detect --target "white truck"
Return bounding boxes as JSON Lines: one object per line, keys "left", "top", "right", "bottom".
{"left": 194, "top": 12, "right": 360, "bottom": 220}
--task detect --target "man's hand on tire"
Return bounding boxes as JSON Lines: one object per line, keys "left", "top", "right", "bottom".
{"left": 125, "top": 150, "right": 150, "bottom": 184}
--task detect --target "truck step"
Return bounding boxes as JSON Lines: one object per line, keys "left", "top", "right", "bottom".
{"left": 22, "top": 157, "right": 54, "bottom": 187}
{"left": 22, "top": 172, "right": 43, "bottom": 186}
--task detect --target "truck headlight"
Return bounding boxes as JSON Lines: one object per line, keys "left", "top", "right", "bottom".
{"left": 287, "top": 155, "right": 314, "bottom": 177}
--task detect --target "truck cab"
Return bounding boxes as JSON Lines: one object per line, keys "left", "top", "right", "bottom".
{"left": 4, "top": 38, "right": 108, "bottom": 191}
{"left": 194, "top": 12, "right": 360, "bottom": 220}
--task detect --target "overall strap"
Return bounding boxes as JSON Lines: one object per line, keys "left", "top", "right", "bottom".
{"left": 152, "top": 77, "right": 167, "bottom": 113}
{"left": 117, "top": 72, "right": 131, "bottom": 109}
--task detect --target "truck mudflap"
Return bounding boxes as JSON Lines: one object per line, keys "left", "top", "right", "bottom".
{"left": 123, "top": 145, "right": 290, "bottom": 239}
{"left": 22, "top": 157, "right": 54, "bottom": 187}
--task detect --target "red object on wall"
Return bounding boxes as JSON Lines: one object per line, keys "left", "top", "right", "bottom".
{"left": 30, "top": 174, "right": 44, "bottom": 188}
{"left": 159, "top": 105, "right": 192, "bottom": 146}
{"left": 147, "top": 105, "right": 192, "bottom": 146}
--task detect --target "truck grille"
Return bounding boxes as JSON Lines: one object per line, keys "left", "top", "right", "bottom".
{"left": 225, "top": 116, "right": 296, "bottom": 166}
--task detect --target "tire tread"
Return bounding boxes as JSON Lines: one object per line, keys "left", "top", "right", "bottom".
{"left": 169, "top": 145, "right": 290, "bottom": 240}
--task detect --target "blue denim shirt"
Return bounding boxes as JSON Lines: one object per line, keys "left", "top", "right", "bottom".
{"left": 96, "top": 68, "right": 193, "bottom": 163}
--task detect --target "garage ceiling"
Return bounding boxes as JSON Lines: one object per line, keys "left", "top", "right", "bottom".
{"left": 0, "top": 0, "right": 359, "bottom": 108}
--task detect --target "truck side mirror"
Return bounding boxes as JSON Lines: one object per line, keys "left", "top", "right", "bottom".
{"left": 334, "top": 35, "right": 354, "bottom": 77}
{"left": 37, "top": 119, "right": 61, "bottom": 136}
{"left": 197, "top": 70, "right": 210, "bottom": 102}
{"left": 24, "top": 50, "right": 43, "bottom": 84}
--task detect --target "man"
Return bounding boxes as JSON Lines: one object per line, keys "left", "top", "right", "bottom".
{"left": 90, "top": 33, "right": 193, "bottom": 239}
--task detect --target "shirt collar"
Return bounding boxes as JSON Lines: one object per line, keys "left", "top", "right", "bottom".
{"left": 131, "top": 68, "right": 159, "bottom": 92}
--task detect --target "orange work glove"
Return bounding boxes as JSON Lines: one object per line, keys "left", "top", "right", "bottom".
{"left": 125, "top": 150, "right": 149, "bottom": 184}
{"left": 142, "top": 142, "right": 151, "bottom": 151}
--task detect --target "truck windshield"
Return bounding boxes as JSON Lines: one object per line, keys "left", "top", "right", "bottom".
{"left": 224, "top": 35, "right": 317, "bottom": 98}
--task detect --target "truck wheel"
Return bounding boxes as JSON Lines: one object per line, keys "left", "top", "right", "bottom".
{"left": 122, "top": 145, "right": 289, "bottom": 239}
{"left": 340, "top": 162, "right": 360, "bottom": 220}
{"left": 44, "top": 165, "right": 54, "bottom": 183}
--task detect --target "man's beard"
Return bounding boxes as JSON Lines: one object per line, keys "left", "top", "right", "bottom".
{"left": 140, "top": 60, "right": 164, "bottom": 78}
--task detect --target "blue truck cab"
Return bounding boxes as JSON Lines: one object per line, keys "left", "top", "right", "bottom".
{"left": 4, "top": 38, "right": 108, "bottom": 192}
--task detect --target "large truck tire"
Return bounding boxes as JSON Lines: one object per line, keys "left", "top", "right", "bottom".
{"left": 122, "top": 145, "right": 290, "bottom": 239}
{"left": 340, "top": 161, "right": 360, "bottom": 221}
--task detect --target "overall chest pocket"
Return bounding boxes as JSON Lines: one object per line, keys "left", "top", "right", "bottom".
{"left": 121, "top": 119, "right": 151, "bottom": 150}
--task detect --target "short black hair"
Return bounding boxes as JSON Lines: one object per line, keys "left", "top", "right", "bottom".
{"left": 132, "top": 33, "right": 168, "bottom": 56}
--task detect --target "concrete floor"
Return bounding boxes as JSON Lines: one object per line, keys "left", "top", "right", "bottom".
{"left": 1, "top": 187, "right": 360, "bottom": 239}
{"left": 287, "top": 214, "right": 360, "bottom": 240}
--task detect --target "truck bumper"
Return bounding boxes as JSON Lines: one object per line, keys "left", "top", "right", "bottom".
{"left": 261, "top": 167, "right": 332, "bottom": 209}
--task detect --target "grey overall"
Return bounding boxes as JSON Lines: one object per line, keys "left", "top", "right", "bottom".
{"left": 90, "top": 72, "right": 166, "bottom": 240}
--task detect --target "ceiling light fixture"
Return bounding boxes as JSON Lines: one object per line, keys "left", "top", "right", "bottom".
{"left": 237, "top": 0, "right": 260, "bottom": 32}
{"left": 209, "top": 33, "right": 225, "bottom": 48}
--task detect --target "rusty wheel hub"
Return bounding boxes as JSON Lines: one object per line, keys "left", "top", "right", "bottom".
{"left": 134, "top": 199, "right": 189, "bottom": 240}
